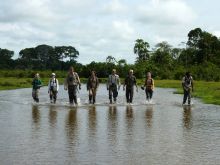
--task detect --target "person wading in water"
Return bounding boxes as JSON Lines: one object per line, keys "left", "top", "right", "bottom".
{"left": 48, "top": 73, "right": 59, "bottom": 104}
{"left": 182, "top": 72, "right": 194, "bottom": 105}
{"left": 123, "top": 69, "right": 138, "bottom": 104}
{"left": 107, "top": 69, "right": 121, "bottom": 104}
{"left": 142, "top": 72, "right": 154, "bottom": 103}
{"left": 32, "top": 73, "right": 42, "bottom": 103}
{"left": 64, "top": 67, "right": 81, "bottom": 105}
{"left": 87, "top": 71, "right": 99, "bottom": 104}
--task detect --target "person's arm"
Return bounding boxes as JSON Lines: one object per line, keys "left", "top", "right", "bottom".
{"left": 117, "top": 76, "right": 121, "bottom": 90}
{"left": 56, "top": 79, "right": 59, "bottom": 91}
{"left": 182, "top": 77, "right": 185, "bottom": 89}
{"left": 144, "top": 79, "right": 147, "bottom": 87}
{"left": 38, "top": 80, "right": 42, "bottom": 88}
{"left": 96, "top": 77, "right": 99, "bottom": 89}
{"left": 191, "top": 77, "right": 194, "bottom": 92}
{"left": 141, "top": 79, "right": 146, "bottom": 90}
{"left": 48, "top": 80, "right": 51, "bottom": 92}
{"left": 134, "top": 76, "right": 138, "bottom": 91}
{"left": 64, "top": 76, "right": 68, "bottom": 90}
{"left": 76, "top": 73, "right": 81, "bottom": 89}
{"left": 152, "top": 79, "right": 154, "bottom": 90}
{"left": 123, "top": 77, "right": 126, "bottom": 91}
{"left": 87, "top": 77, "right": 90, "bottom": 90}
{"left": 106, "top": 75, "right": 110, "bottom": 90}
{"left": 32, "top": 79, "right": 35, "bottom": 89}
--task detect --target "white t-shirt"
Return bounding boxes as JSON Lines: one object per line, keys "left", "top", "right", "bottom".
{"left": 48, "top": 78, "right": 59, "bottom": 91}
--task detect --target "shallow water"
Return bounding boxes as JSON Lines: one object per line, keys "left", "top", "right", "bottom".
{"left": 0, "top": 84, "right": 220, "bottom": 165}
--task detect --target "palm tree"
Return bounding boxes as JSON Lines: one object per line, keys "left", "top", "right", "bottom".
{"left": 134, "top": 39, "right": 150, "bottom": 62}
{"left": 106, "top": 55, "right": 117, "bottom": 64}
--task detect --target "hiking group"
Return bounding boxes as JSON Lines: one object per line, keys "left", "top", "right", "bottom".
{"left": 32, "top": 66, "right": 193, "bottom": 106}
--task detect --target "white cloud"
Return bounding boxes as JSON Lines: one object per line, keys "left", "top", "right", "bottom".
{"left": 0, "top": 0, "right": 220, "bottom": 64}
{"left": 112, "top": 20, "right": 134, "bottom": 40}
{"left": 137, "top": 0, "right": 196, "bottom": 25}
{"left": 102, "top": 0, "right": 128, "bottom": 14}
{"left": 213, "top": 31, "right": 220, "bottom": 38}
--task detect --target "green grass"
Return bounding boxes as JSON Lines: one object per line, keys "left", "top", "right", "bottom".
{"left": 0, "top": 77, "right": 106, "bottom": 90}
{"left": 0, "top": 78, "right": 219, "bottom": 105}
{"left": 154, "top": 80, "right": 220, "bottom": 105}
{"left": 0, "top": 77, "right": 64, "bottom": 90}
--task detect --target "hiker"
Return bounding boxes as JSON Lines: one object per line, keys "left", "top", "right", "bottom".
{"left": 107, "top": 69, "right": 121, "bottom": 104}
{"left": 123, "top": 69, "right": 138, "bottom": 104}
{"left": 182, "top": 72, "right": 194, "bottom": 105}
{"left": 48, "top": 73, "right": 59, "bottom": 104}
{"left": 87, "top": 71, "right": 99, "bottom": 104}
{"left": 64, "top": 67, "right": 81, "bottom": 105}
{"left": 141, "top": 72, "right": 154, "bottom": 103}
{"left": 32, "top": 73, "right": 42, "bottom": 103}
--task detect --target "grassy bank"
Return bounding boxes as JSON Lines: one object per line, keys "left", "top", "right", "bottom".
{"left": 0, "top": 77, "right": 106, "bottom": 90}
{"left": 154, "top": 80, "right": 220, "bottom": 105}
{"left": 0, "top": 78, "right": 219, "bottom": 105}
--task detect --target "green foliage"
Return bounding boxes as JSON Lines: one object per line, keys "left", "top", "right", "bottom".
{"left": 0, "top": 48, "right": 14, "bottom": 69}
{"left": 17, "top": 44, "right": 79, "bottom": 70}
{"left": 155, "top": 80, "right": 220, "bottom": 105}
{"left": 134, "top": 39, "right": 150, "bottom": 62}
{"left": 1, "top": 27, "right": 220, "bottom": 82}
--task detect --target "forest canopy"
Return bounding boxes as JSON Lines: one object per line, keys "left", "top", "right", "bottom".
{"left": 1, "top": 28, "right": 220, "bottom": 81}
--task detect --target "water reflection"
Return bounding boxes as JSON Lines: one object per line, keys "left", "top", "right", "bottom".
{"left": 183, "top": 106, "right": 193, "bottom": 129}
{"left": 32, "top": 105, "right": 40, "bottom": 127}
{"left": 87, "top": 106, "right": 97, "bottom": 152}
{"left": 126, "top": 105, "right": 133, "bottom": 118}
{"left": 48, "top": 106, "right": 57, "bottom": 128}
{"left": 65, "top": 108, "right": 78, "bottom": 146}
{"left": 88, "top": 106, "right": 97, "bottom": 133}
{"left": 146, "top": 106, "right": 153, "bottom": 127}
{"left": 108, "top": 105, "right": 117, "bottom": 118}
{"left": 107, "top": 106, "right": 118, "bottom": 146}
{"left": 125, "top": 106, "right": 134, "bottom": 131}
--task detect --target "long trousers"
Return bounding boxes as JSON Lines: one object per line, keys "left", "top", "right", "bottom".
{"left": 89, "top": 88, "right": 97, "bottom": 104}
{"left": 32, "top": 89, "right": 39, "bottom": 102}
{"left": 145, "top": 89, "right": 153, "bottom": 100}
{"left": 68, "top": 85, "right": 78, "bottom": 104}
{"left": 126, "top": 87, "right": 134, "bottom": 103}
{"left": 109, "top": 85, "right": 118, "bottom": 103}
{"left": 183, "top": 89, "right": 191, "bottom": 104}
{"left": 49, "top": 90, "right": 57, "bottom": 103}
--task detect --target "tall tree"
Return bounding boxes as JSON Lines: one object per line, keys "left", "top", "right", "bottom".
{"left": 0, "top": 48, "right": 14, "bottom": 69}
{"left": 106, "top": 55, "right": 117, "bottom": 64}
{"left": 187, "top": 28, "right": 220, "bottom": 64}
{"left": 151, "top": 41, "right": 173, "bottom": 66}
{"left": 134, "top": 39, "right": 150, "bottom": 62}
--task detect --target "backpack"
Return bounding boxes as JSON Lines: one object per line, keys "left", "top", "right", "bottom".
{"left": 146, "top": 78, "right": 153, "bottom": 90}
{"left": 50, "top": 79, "right": 57, "bottom": 91}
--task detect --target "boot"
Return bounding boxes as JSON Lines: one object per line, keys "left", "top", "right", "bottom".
{"left": 73, "top": 96, "right": 77, "bottom": 105}
{"left": 89, "top": 95, "right": 92, "bottom": 104}
{"left": 93, "top": 98, "right": 96, "bottom": 104}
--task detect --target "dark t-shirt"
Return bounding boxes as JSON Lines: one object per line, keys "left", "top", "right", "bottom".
{"left": 125, "top": 75, "right": 136, "bottom": 88}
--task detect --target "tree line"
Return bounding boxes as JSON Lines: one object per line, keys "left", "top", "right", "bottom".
{"left": 1, "top": 28, "right": 220, "bottom": 81}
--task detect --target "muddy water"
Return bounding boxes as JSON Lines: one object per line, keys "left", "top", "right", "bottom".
{"left": 0, "top": 84, "right": 220, "bottom": 165}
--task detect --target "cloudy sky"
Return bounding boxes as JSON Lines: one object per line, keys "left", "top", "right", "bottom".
{"left": 0, "top": 0, "right": 219, "bottom": 64}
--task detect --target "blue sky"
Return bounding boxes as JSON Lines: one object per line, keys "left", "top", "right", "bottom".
{"left": 0, "top": 0, "right": 219, "bottom": 64}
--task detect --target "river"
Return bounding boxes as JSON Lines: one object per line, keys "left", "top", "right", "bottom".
{"left": 0, "top": 84, "right": 220, "bottom": 165}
